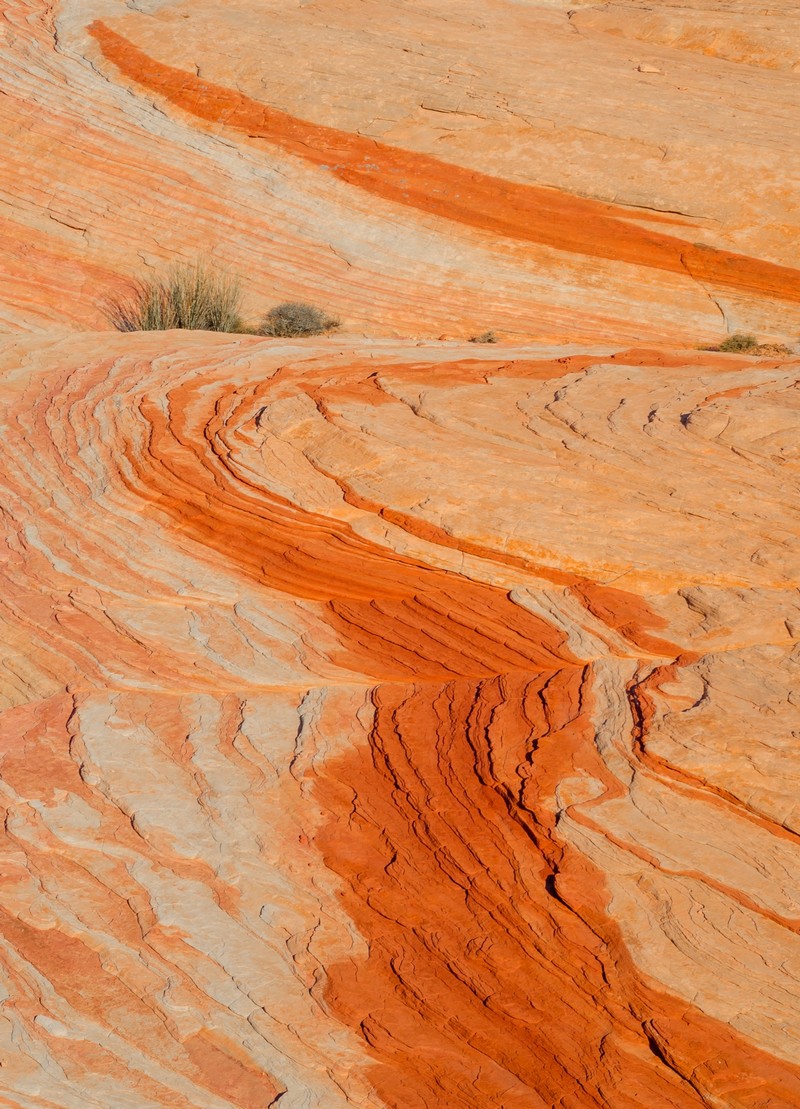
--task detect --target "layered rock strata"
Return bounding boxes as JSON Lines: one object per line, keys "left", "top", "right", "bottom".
{"left": 3, "top": 0, "right": 800, "bottom": 1103}
{"left": 2, "top": 333, "right": 799, "bottom": 1105}
{"left": 3, "top": 0, "right": 800, "bottom": 341}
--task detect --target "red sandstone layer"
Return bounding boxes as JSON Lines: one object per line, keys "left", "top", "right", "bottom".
{"left": 2, "top": 333, "right": 800, "bottom": 1105}
{"left": 2, "top": 0, "right": 800, "bottom": 1103}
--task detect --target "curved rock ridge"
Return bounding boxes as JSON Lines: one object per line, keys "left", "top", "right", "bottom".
{"left": 2, "top": 332, "right": 800, "bottom": 1105}
{"left": 2, "top": 0, "right": 800, "bottom": 341}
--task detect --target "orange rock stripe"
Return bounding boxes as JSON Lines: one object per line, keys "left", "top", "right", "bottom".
{"left": 129, "top": 359, "right": 683, "bottom": 677}
{"left": 126, "top": 381, "right": 577, "bottom": 679}
{"left": 117, "top": 357, "right": 800, "bottom": 1104}
{"left": 8, "top": 341, "right": 800, "bottom": 1103}
{"left": 90, "top": 22, "right": 800, "bottom": 304}
{"left": 317, "top": 674, "right": 800, "bottom": 1107}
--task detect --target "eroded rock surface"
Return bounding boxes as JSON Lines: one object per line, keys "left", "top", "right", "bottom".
{"left": 2, "top": 333, "right": 800, "bottom": 1105}
{"left": 3, "top": 0, "right": 800, "bottom": 1105}
{"left": 3, "top": 0, "right": 800, "bottom": 341}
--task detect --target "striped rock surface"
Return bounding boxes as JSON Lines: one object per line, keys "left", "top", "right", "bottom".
{"left": 2, "top": 333, "right": 800, "bottom": 1106}
{"left": 3, "top": 0, "right": 800, "bottom": 342}
{"left": 3, "top": 0, "right": 800, "bottom": 1105}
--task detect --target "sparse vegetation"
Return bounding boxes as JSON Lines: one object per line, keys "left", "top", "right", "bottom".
{"left": 259, "top": 301, "right": 340, "bottom": 338}
{"left": 717, "top": 332, "right": 759, "bottom": 353}
{"left": 701, "top": 332, "right": 793, "bottom": 356}
{"left": 106, "top": 262, "right": 244, "bottom": 333}
{"left": 469, "top": 330, "right": 498, "bottom": 344}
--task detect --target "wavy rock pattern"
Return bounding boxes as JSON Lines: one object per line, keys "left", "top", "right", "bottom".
{"left": 3, "top": 0, "right": 800, "bottom": 340}
{"left": 3, "top": 0, "right": 800, "bottom": 1104}
{"left": 2, "top": 332, "right": 800, "bottom": 1105}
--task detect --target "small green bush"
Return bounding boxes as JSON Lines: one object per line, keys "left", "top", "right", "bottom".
{"left": 717, "top": 332, "right": 759, "bottom": 353}
{"left": 469, "top": 330, "right": 498, "bottom": 344}
{"left": 259, "top": 301, "right": 340, "bottom": 337}
{"left": 107, "top": 263, "right": 244, "bottom": 333}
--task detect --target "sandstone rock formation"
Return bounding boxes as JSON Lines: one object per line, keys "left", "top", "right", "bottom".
{"left": 3, "top": 333, "right": 800, "bottom": 1105}
{"left": 2, "top": 0, "right": 800, "bottom": 1106}
{"left": 4, "top": 0, "right": 800, "bottom": 342}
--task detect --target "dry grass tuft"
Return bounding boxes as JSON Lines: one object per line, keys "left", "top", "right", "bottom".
{"left": 106, "top": 263, "right": 244, "bottom": 333}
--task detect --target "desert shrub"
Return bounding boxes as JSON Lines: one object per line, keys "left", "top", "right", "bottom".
{"left": 702, "top": 333, "right": 793, "bottom": 356}
{"left": 258, "top": 301, "right": 340, "bottom": 337}
{"left": 717, "top": 332, "right": 759, "bottom": 353}
{"left": 469, "top": 330, "right": 498, "bottom": 344}
{"left": 107, "top": 263, "right": 244, "bottom": 333}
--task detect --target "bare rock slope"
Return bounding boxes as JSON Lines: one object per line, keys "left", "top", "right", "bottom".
{"left": 4, "top": 333, "right": 800, "bottom": 1106}
{"left": 2, "top": 0, "right": 800, "bottom": 1106}
{"left": 5, "top": 0, "right": 800, "bottom": 341}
